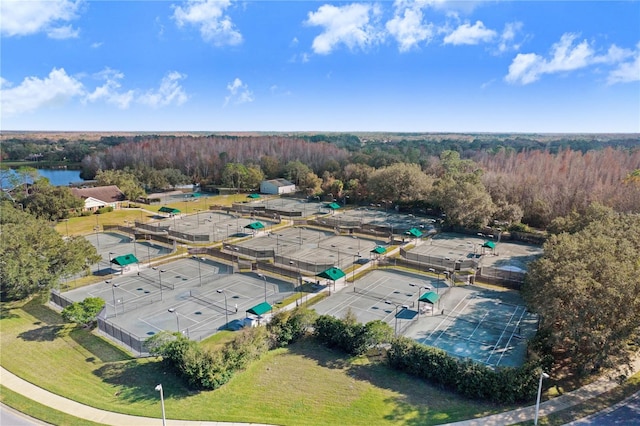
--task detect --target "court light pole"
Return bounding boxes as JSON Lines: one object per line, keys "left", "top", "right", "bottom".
{"left": 168, "top": 308, "right": 180, "bottom": 334}
{"left": 352, "top": 253, "right": 361, "bottom": 283}
{"left": 155, "top": 384, "right": 166, "bottom": 426}
{"left": 106, "top": 280, "right": 118, "bottom": 317}
{"left": 386, "top": 301, "right": 409, "bottom": 336}
{"left": 258, "top": 273, "right": 268, "bottom": 302}
{"left": 152, "top": 267, "right": 166, "bottom": 300}
{"left": 196, "top": 256, "right": 203, "bottom": 286}
{"left": 534, "top": 370, "right": 550, "bottom": 426}
{"left": 428, "top": 268, "right": 440, "bottom": 295}
{"left": 217, "top": 289, "right": 228, "bottom": 329}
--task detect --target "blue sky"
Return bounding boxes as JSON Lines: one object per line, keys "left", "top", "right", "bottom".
{"left": 1, "top": 0, "right": 639, "bottom": 133}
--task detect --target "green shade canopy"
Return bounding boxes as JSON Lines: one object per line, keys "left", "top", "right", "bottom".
{"left": 405, "top": 228, "right": 423, "bottom": 238}
{"left": 245, "top": 221, "right": 265, "bottom": 230}
{"left": 247, "top": 193, "right": 261, "bottom": 199}
{"left": 159, "top": 206, "right": 181, "bottom": 214}
{"left": 110, "top": 254, "right": 139, "bottom": 266}
{"left": 246, "top": 302, "right": 272, "bottom": 316}
{"left": 326, "top": 202, "right": 341, "bottom": 210}
{"left": 316, "top": 267, "right": 346, "bottom": 281}
{"left": 418, "top": 291, "right": 440, "bottom": 304}
{"left": 371, "top": 246, "right": 387, "bottom": 254}
{"left": 482, "top": 241, "right": 496, "bottom": 249}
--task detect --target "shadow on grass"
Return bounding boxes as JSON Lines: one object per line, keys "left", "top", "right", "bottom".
{"left": 22, "top": 298, "right": 65, "bottom": 325}
{"left": 18, "top": 325, "right": 65, "bottom": 342}
{"left": 0, "top": 306, "right": 20, "bottom": 320}
{"left": 288, "top": 337, "right": 502, "bottom": 425}
{"left": 68, "top": 327, "right": 132, "bottom": 363}
{"left": 93, "top": 360, "right": 194, "bottom": 403}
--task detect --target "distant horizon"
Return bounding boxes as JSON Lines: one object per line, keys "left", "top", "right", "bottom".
{"left": 2, "top": 130, "right": 639, "bottom": 137}
{"left": 2, "top": 1, "right": 639, "bottom": 132}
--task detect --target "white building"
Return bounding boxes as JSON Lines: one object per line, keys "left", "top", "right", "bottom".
{"left": 260, "top": 179, "right": 296, "bottom": 195}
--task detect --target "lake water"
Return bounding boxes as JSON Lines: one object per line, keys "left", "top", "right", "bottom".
{"left": 5, "top": 168, "right": 85, "bottom": 187}
{"left": 36, "top": 169, "right": 84, "bottom": 186}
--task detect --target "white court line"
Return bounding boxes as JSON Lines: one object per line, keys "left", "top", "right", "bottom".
{"left": 137, "top": 317, "right": 165, "bottom": 333}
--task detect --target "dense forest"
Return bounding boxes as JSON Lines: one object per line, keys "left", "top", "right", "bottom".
{"left": 2, "top": 132, "right": 639, "bottom": 229}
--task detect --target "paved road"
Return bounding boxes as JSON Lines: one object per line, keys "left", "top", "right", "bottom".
{"left": 0, "top": 403, "right": 50, "bottom": 426}
{"left": 565, "top": 391, "right": 640, "bottom": 425}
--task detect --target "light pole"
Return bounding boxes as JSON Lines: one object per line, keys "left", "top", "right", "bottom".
{"left": 168, "top": 308, "right": 180, "bottom": 334}
{"left": 534, "top": 370, "right": 550, "bottom": 426}
{"left": 428, "top": 268, "right": 441, "bottom": 295}
{"left": 196, "top": 256, "right": 202, "bottom": 286}
{"left": 152, "top": 267, "right": 166, "bottom": 300}
{"left": 94, "top": 225, "right": 100, "bottom": 248}
{"left": 106, "top": 280, "right": 118, "bottom": 317}
{"left": 258, "top": 273, "right": 268, "bottom": 302}
{"left": 289, "top": 260, "right": 299, "bottom": 305}
{"left": 217, "top": 289, "right": 228, "bottom": 329}
{"left": 386, "top": 300, "right": 409, "bottom": 336}
{"left": 352, "top": 253, "right": 361, "bottom": 283}
{"left": 155, "top": 384, "right": 166, "bottom": 426}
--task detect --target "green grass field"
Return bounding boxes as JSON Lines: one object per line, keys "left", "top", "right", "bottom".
{"left": 1, "top": 298, "right": 506, "bottom": 425}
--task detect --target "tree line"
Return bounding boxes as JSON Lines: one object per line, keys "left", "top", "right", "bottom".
{"left": 74, "top": 133, "right": 639, "bottom": 229}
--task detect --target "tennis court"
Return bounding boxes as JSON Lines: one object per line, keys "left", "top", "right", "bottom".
{"left": 406, "top": 287, "right": 538, "bottom": 368}
{"left": 312, "top": 269, "right": 445, "bottom": 335}
{"left": 62, "top": 257, "right": 295, "bottom": 342}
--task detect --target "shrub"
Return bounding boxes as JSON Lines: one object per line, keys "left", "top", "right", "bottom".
{"left": 387, "top": 337, "right": 539, "bottom": 403}
{"left": 96, "top": 206, "right": 114, "bottom": 214}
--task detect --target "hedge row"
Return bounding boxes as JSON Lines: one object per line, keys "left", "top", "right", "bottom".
{"left": 387, "top": 337, "right": 540, "bottom": 403}
{"left": 313, "top": 314, "right": 393, "bottom": 356}
{"left": 147, "top": 327, "right": 270, "bottom": 390}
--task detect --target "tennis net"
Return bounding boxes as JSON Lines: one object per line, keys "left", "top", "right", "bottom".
{"left": 353, "top": 287, "right": 415, "bottom": 307}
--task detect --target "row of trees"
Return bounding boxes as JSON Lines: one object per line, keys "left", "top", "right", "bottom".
{"left": 76, "top": 134, "right": 639, "bottom": 229}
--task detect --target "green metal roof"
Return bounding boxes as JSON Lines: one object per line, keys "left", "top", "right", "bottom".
{"left": 371, "top": 246, "right": 387, "bottom": 254}
{"left": 159, "top": 206, "right": 181, "bottom": 214}
{"left": 111, "top": 254, "right": 139, "bottom": 266}
{"left": 316, "top": 267, "right": 346, "bottom": 281}
{"left": 246, "top": 302, "right": 272, "bottom": 316}
{"left": 482, "top": 241, "right": 496, "bottom": 249}
{"left": 418, "top": 291, "right": 440, "bottom": 304}
{"left": 405, "top": 228, "right": 423, "bottom": 238}
{"left": 326, "top": 202, "right": 341, "bottom": 210}
{"left": 245, "top": 221, "right": 265, "bottom": 230}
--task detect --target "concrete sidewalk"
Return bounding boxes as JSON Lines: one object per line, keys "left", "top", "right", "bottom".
{"left": 440, "top": 356, "right": 640, "bottom": 426}
{"left": 0, "top": 367, "right": 271, "bottom": 426}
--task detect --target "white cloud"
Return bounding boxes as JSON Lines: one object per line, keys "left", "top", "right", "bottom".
{"left": 0, "top": 0, "right": 81, "bottom": 38}
{"left": 91, "top": 41, "right": 103, "bottom": 49}
{"left": 386, "top": 2, "right": 434, "bottom": 52}
{"left": 224, "top": 78, "right": 254, "bottom": 106}
{"left": 544, "top": 33, "right": 592, "bottom": 73}
{"left": 607, "top": 43, "right": 640, "bottom": 85}
{"left": 138, "top": 72, "right": 188, "bottom": 108}
{"left": 84, "top": 69, "right": 134, "bottom": 109}
{"left": 0, "top": 68, "right": 84, "bottom": 115}
{"left": 443, "top": 20, "right": 496, "bottom": 45}
{"left": 305, "top": 3, "right": 383, "bottom": 55}
{"left": 47, "top": 24, "right": 79, "bottom": 39}
{"left": 497, "top": 21, "right": 523, "bottom": 53}
{"left": 506, "top": 33, "right": 640, "bottom": 85}
{"left": 505, "top": 53, "right": 543, "bottom": 84}
{"left": 172, "top": 0, "right": 242, "bottom": 46}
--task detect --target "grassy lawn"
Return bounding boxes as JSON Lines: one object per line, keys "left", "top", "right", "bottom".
{"left": 54, "top": 193, "right": 273, "bottom": 237}
{"left": 0, "top": 385, "right": 107, "bottom": 426}
{"left": 1, "top": 298, "right": 509, "bottom": 425}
